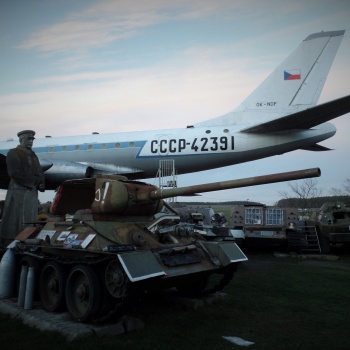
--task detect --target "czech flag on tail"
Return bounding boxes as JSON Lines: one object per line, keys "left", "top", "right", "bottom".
{"left": 284, "top": 69, "right": 301, "bottom": 80}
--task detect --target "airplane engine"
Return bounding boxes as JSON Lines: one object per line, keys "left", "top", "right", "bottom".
{"left": 42, "top": 160, "right": 94, "bottom": 190}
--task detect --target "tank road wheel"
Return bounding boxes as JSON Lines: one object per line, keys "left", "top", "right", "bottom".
{"left": 40, "top": 261, "right": 67, "bottom": 312}
{"left": 105, "top": 260, "right": 128, "bottom": 298}
{"left": 65, "top": 265, "right": 102, "bottom": 322}
{"left": 90, "top": 261, "right": 129, "bottom": 322}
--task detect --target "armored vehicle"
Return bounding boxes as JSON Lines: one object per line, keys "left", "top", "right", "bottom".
{"left": 230, "top": 204, "right": 299, "bottom": 249}
{"left": 1, "top": 168, "right": 320, "bottom": 323}
{"left": 165, "top": 203, "right": 245, "bottom": 244}
{"left": 304, "top": 202, "right": 350, "bottom": 253}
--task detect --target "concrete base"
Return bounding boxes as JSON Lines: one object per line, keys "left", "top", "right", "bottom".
{"left": 274, "top": 252, "right": 339, "bottom": 260}
{"left": 0, "top": 292, "right": 227, "bottom": 341}
{"left": 0, "top": 298, "right": 144, "bottom": 341}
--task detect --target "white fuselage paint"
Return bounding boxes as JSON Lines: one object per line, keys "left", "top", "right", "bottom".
{"left": 0, "top": 122, "right": 335, "bottom": 181}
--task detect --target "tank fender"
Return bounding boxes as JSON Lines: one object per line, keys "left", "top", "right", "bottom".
{"left": 199, "top": 241, "right": 247, "bottom": 267}
{"left": 117, "top": 251, "right": 166, "bottom": 282}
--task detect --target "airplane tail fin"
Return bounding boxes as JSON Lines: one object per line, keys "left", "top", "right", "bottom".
{"left": 195, "top": 30, "right": 345, "bottom": 127}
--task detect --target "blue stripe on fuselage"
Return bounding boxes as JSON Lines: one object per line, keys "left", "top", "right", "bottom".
{"left": 0, "top": 140, "right": 148, "bottom": 157}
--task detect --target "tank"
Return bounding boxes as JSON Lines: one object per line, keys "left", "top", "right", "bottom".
{"left": 304, "top": 201, "right": 350, "bottom": 253}
{"left": 165, "top": 203, "right": 245, "bottom": 245}
{"left": 4, "top": 167, "right": 320, "bottom": 323}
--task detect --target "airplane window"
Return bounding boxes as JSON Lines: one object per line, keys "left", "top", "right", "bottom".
{"left": 206, "top": 130, "right": 211, "bottom": 134}
{"left": 75, "top": 145, "right": 80, "bottom": 150}
{"left": 49, "top": 147, "right": 54, "bottom": 152}
{"left": 87, "top": 144, "right": 93, "bottom": 150}
{"left": 101, "top": 143, "right": 107, "bottom": 149}
{"left": 62, "top": 146, "right": 67, "bottom": 151}
{"left": 223, "top": 129, "right": 229, "bottom": 133}
{"left": 115, "top": 143, "right": 120, "bottom": 148}
{"left": 129, "top": 142, "right": 135, "bottom": 147}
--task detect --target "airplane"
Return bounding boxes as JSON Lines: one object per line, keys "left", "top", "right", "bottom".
{"left": 1, "top": 30, "right": 350, "bottom": 191}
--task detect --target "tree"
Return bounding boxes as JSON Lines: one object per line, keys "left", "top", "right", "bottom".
{"left": 330, "top": 177, "right": 350, "bottom": 196}
{"left": 278, "top": 179, "right": 323, "bottom": 216}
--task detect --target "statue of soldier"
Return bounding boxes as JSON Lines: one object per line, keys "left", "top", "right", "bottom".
{"left": 0, "top": 130, "right": 45, "bottom": 246}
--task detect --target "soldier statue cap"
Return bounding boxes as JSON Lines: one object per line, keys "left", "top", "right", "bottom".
{"left": 17, "top": 130, "right": 36, "bottom": 138}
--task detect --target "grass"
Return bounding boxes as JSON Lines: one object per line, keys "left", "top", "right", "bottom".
{"left": 209, "top": 204, "right": 232, "bottom": 219}
{"left": 1, "top": 251, "right": 350, "bottom": 350}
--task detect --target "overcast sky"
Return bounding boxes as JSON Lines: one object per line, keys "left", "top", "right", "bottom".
{"left": 1, "top": 0, "right": 350, "bottom": 205}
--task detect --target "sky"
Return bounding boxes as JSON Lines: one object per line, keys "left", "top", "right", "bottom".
{"left": 1, "top": 0, "right": 350, "bottom": 205}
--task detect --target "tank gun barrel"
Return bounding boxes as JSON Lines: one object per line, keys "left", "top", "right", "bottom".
{"left": 55, "top": 167, "right": 320, "bottom": 216}
{"left": 150, "top": 167, "right": 321, "bottom": 200}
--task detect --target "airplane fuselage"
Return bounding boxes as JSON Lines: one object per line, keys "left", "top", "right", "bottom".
{"left": 0, "top": 121, "right": 336, "bottom": 189}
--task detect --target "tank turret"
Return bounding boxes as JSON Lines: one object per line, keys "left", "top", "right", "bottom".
{"left": 3, "top": 167, "right": 319, "bottom": 323}
{"left": 51, "top": 167, "right": 321, "bottom": 217}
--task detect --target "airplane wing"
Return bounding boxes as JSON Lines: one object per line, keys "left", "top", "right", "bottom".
{"left": 38, "top": 160, "right": 146, "bottom": 189}
{"left": 79, "top": 162, "right": 144, "bottom": 174}
{"left": 241, "top": 94, "right": 350, "bottom": 133}
{"left": 299, "top": 144, "right": 333, "bottom": 151}
{"left": 83, "top": 163, "right": 145, "bottom": 177}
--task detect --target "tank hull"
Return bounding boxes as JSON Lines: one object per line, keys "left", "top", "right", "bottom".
{"left": 7, "top": 215, "right": 246, "bottom": 322}
{"left": 304, "top": 202, "right": 350, "bottom": 253}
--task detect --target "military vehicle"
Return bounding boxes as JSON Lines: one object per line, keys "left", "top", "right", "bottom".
{"left": 1, "top": 167, "right": 320, "bottom": 323}
{"left": 164, "top": 203, "right": 245, "bottom": 245}
{"left": 230, "top": 204, "right": 299, "bottom": 249}
{"left": 303, "top": 202, "right": 350, "bottom": 253}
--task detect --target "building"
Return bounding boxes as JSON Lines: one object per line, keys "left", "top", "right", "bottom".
{"left": 230, "top": 204, "right": 299, "bottom": 246}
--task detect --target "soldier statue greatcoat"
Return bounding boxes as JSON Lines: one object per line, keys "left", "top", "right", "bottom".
{"left": 0, "top": 130, "right": 45, "bottom": 245}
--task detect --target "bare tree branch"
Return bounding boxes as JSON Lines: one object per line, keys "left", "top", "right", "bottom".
{"left": 330, "top": 187, "right": 344, "bottom": 196}
{"left": 329, "top": 177, "right": 350, "bottom": 196}
{"left": 278, "top": 179, "right": 323, "bottom": 215}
